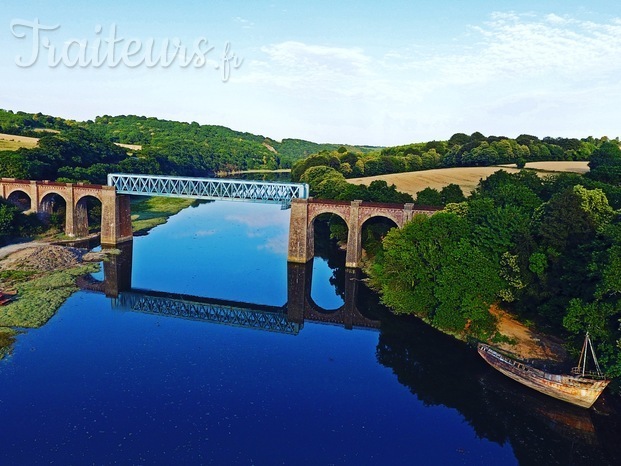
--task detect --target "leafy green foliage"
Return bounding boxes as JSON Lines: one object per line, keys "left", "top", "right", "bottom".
{"left": 0, "top": 198, "right": 44, "bottom": 245}
{"left": 369, "top": 170, "right": 621, "bottom": 376}
{"left": 415, "top": 187, "right": 442, "bottom": 206}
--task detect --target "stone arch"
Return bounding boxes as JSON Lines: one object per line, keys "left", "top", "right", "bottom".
{"left": 39, "top": 191, "right": 69, "bottom": 234}
{"left": 74, "top": 191, "right": 103, "bottom": 205}
{"left": 308, "top": 210, "right": 349, "bottom": 267}
{"left": 358, "top": 211, "right": 402, "bottom": 229}
{"left": 308, "top": 207, "right": 349, "bottom": 227}
{"left": 38, "top": 189, "right": 70, "bottom": 213}
{"left": 39, "top": 191, "right": 68, "bottom": 216}
{"left": 306, "top": 291, "right": 345, "bottom": 316}
{"left": 6, "top": 189, "right": 32, "bottom": 211}
{"left": 75, "top": 194, "right": 103, "bottom": 237}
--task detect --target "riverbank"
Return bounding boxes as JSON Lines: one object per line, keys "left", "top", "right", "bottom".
{"left": 0, "top": 246, "right": 100, "bottom": 329}
{"left": 0, "top": 195, "right": 195, "bottom": 354}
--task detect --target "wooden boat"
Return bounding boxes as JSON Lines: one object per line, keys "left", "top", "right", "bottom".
{"left": 478, "top": 333, "right": 610, "bottom": 409}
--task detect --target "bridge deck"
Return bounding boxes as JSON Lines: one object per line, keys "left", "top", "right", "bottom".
{"left": 108, "top": 173, "right": 309, "bottom": 206}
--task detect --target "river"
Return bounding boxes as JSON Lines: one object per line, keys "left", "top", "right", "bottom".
{"left": 0, "top": 201, "right": 619, "bottom": 465}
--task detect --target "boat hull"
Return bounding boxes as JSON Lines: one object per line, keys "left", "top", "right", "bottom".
{"left": 478, "top": 344, "right": 610, "bottom": 409}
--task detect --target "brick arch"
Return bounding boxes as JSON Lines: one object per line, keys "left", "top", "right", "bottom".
{"left": 307, "top": 203, "right": 350, "bottom": 227}
{"left": 38, "top": 189, "right": 70, "bottom": 212}
{"left": 305, "top": 293, "right": 345, "bottom": 316}
{"left": 358, "top": 211, "right": 402, "bottom": 229}
{"left": 74, "top": 194, "right": 104, "bottom": 238}
{"left": 74, "top": 191, "right": 104, "bottom": 205}
{"left": 5, "top": 188, "right": 33, "bottom": 211}
{"left": 286, "top": 262, "right": 380, "bottom": 330}
{"left": 4, "top": 186, "right": 31, "bottom": 201}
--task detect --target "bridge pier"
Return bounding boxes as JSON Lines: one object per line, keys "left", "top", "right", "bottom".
{"left": 286, "top": 261, "right": 312, "bottom": 324}
{"left": 101, "top": 192, "right": 133, "bottom": 246}
{"left": 345, "top": 200, "right": 362, "bottom": 268}
{"left": 103, "top": 241, "right": 133, "bottom": 298}
{"left": 287, "top": 198, "right": 314, "bottom": 264}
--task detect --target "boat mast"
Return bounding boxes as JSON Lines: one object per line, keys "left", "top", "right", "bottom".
{"left": 578, "top": 332, "right": 604, "bottom": 377}
{"left": 587, "top": 333, "right": 604, "bottom": 376}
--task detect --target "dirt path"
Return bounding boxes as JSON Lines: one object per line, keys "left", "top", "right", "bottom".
{"left": 491, "top": 306, "right": 568, "bottom": 364}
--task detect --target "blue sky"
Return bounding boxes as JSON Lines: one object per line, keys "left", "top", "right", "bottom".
{"left": 1, "top": 1, "right": 619, "bottom": 145}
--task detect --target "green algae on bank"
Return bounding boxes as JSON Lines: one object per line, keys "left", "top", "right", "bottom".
{"left": 130, "top": 197, "right": 196, "bottom": 234}
{"left": 0, "top": 263, "right": 98, "bottom": 328}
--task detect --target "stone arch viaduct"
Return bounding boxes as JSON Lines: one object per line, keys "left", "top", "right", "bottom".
{"left": 0, "top": 178, "right": 133, "bottom": 245}
{"left": 287, "top": 198, "right": 439, "bottom": 268}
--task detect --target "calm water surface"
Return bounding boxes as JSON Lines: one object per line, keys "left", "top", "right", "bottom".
{"left": 1, "top": 201, "right": 619, "bottom": 465}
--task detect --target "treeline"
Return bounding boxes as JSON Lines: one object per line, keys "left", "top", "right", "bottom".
{"left": 369, "top": 169, "right": 621, "bottom": 382}
{"left": 0, "top": 110, "right": 72, "bottom": 136}
{"left": 0, "top": 110, "right": 380, "bottom": 181}
{"left": 291, "top": 133, "right": 616, "bottom": 182}
{"left": 83, "top": 115, "right": 379, "bottom": 169}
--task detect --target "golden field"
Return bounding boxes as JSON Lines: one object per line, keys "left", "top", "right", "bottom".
{"left": 348, "top": 162, "right": 590, "bottom": 196}
{"left": 0, "top": 133, "right": 142, "bottom": 152}
{"left": 0, "top": 133, "right": 39, "bottom": 151}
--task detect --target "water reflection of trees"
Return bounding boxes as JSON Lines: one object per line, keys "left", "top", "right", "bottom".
{"left": 375, "top": 311, "right": 621, "bottom": 465}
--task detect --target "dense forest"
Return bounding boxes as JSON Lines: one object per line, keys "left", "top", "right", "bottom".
{"left": 367, "top": 168, "right": 621, "bottom": 385}
{"left": 0, "top": 109, "right": 379, "bottom": 184}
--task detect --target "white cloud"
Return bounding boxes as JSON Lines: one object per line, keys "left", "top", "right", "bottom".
{"left": 234, "top": 16, "right": 254, "bottom": 29}
{"left": 238, "top": 12, "right": 621, "bottom": 142}
{"left": 247, "top": 13, "right": 621, "bottom": 94}
{"left": 258, "top": 233, "right": 288, "bottom": 255}
{"left": 225, "top": 210, "right": 289, "bottom": 229}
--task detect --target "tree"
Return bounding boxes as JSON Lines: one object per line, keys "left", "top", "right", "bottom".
{"left": 440, "top": 184, "right": 466, "bottom": 204}
{"left": 434, "top": 239, "right": 501, "bottom": 338}
{"left": 588, "top": 141, "right": 621, "bottom": 170}
{"left": 415, "top": 187, "right": 443, "bottom": 206}
{"left": 370, "top": 213, "right": 470, "bottom": 318}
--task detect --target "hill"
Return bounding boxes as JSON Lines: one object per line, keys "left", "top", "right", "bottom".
{"left": 0, "top": 109, "right": 380, "bottom": 174}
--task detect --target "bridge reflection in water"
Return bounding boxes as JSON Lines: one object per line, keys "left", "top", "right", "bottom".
{"left": 86, "top": 242, "right": 379, "bottom": 335}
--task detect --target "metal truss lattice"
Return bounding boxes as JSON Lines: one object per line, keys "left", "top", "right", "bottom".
{"left": 113, "top": 292, "right": 301, "bottom": 335}
{"left": 108, "top": 173, "right": 309, "bottom": 207}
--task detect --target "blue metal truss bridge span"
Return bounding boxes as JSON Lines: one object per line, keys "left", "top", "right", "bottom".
{"left": 107, "top": 173, "right": 309, "bottom": 207}
{"left": 112, "top": 290, "right": 301, "bottom": 335}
